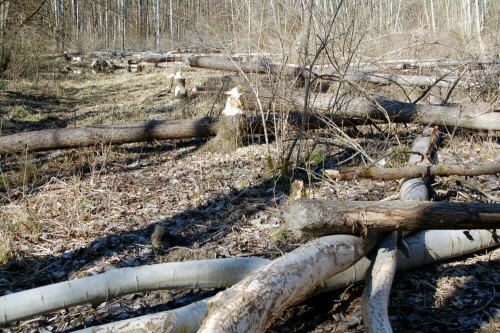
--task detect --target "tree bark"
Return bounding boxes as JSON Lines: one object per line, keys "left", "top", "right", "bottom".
{"left": 184, "top": 55, "right": 305, "bottom": 79}
{"left": 341, "top": 72, "right": 463, "bottom": 88}
{"left": 243, "top": 93, "right": 500, "bottom": 131}
{"left": 281, "top": 200, "right": 500, "bottom": 237}
{"left": 197, "top": 234, "right": 382, "bottom": 333}
{"left": 362, "top": 126, "right": 439, "bottom": 333}
{"left": 0, "top": 258, "right": 269, "bottom": 324}
{"left": 362, "top": 232, "right": 398, "bottom": 333}
{"left": 0, "top": 115, "right": 217, "bottom": 154}
{"left": 318, "top": 229, "right": 499, "bottom": 293}
{"left": 325, "top": 163, "right": 500, "bottom": 181}
{"left": 204, "top": 114, "right": 248, "bottom": 153}
{"left": 0, "top": 110, "right": 369, "bottom": 154}
{"left": 76, "top": 228, "right": 499, "bottom": 333}
{"left": 1, "top": 99, "right": 497, "bottom": 154}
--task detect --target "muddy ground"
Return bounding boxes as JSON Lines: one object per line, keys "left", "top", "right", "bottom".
{"left": 0, "top": 62, "right": 499, "bottom": 332}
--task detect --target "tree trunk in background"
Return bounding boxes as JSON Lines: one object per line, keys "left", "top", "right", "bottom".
{"left": 121, "top": 0, "right": 126, "bottom": 51}
{"left": 297, "top": 0, "right": 313, "bottom": 62}
{"left": 155, "top": 0, "right": 160, "bottom": 50}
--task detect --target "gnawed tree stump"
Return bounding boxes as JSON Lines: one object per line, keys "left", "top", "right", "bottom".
{"left": 205, "top": 87, "right": 248, "bottom": 153}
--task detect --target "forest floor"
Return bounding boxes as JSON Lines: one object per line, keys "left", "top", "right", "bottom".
{"left": 0, "top": 61, "right": 499, "bottom": 332}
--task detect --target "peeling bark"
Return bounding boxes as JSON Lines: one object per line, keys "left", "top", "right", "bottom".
{"left": 362, "top": 232, "right": 398, "bottom": 333}
{"left": 197, "top": 234, "right": 382, "bottom": 333}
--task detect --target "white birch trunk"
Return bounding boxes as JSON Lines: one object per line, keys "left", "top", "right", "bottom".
{"left": 362, "top": 126, "right": 440, "bottom": 332}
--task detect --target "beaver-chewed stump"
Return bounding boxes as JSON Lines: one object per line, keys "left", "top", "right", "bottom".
{"left": 206, "top": 113, "right": 248, "bottom": 153}
{"left": 205, "top": 86, "right": 248, "bottom": 153}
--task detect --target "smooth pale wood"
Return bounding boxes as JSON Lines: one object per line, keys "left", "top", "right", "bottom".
{"left": 76, "top": 228, "right": 499, "bottom": 333}
{"left": 281, "top": 200, "right": 500, "bottom": 237}
{"left": 362, "top": 127, "right": 438, "bottom": 333}
{"left": 325, "top": 163, "right": 500, "bottom": 181}
{"left": 0, "top": 258, "right": 269, "bottom": 325}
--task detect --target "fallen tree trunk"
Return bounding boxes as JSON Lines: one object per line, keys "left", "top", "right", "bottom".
{"left": 362, "top": 126, "right": 439, "bottom": 333}
{"left": 0, "top": 257, "right": 269, "bottom": 324}
{"left": 0, "top": 112, "right": 380, "bottom": 154}
{"left": 183, "top": 56, "right": 486, "bottom": 89}
{"left": 184, "top": 55, "right": 305, "bottom": 79}
{"left": 362, "top": 232, "right": 398, "bottom": 333}
{"left": 75, "top": 229, "right": 499, "bottom": 333}
{"left": 342, "top": 72, "right": 461, "bottom": 88}
{"left": 281, "top": 200, "right": 500, "bottom": 236}
{"left": 353, "top": 58, "right": 500, "bottom": 70}
{"left": 243, "top": 93, "right": 500, "bottom": 131}
{"left": 319, "top": 229, "right": 498, "bottom": 292}
{"left": 197, "top": 234, "right": 382, "bottom": 333}
{"left": 197, "top": 85, "right": 499, "bottom": 131}
{"left": 0, "top": 115, "right": 217, "bottom": 154}
{"left": 2, "top": 99, "right": 497, "bottom": 154}
{"left": 325, "top": 163, "right": 500, "bottom": 181}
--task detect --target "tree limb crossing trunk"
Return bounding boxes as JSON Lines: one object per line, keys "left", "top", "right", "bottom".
{"left": 281, "top": 200, "right": 500, "bottom": 237}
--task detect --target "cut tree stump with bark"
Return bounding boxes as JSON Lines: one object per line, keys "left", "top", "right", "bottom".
{"left": 324, "top": 163, "right": 500, "bottom": 181}
{"left": 204, "top": 113, "right": 248, "bottom": 153}
{"left": 281, "top": 200, "right": 500, "bottom": 237}
{"left": 204, "top": 87, "right": 249, "bottom": 153}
